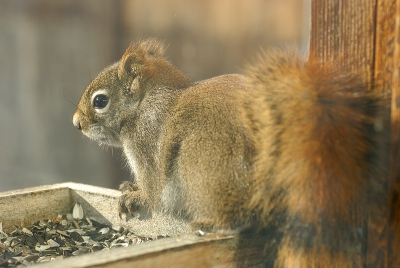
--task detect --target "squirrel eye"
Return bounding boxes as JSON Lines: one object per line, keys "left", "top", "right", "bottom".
{"left": 91, "top": 90, "right": 110, "bottom": 114}
{"left": 93, "top": 94, "right": 109, "bottom": 109}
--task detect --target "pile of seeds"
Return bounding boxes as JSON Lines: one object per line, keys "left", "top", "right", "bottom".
{"left": 0, "top": 204, "right": 158, "bottom": 267}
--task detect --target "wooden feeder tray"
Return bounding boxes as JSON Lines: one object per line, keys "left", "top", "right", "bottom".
{"left": 0, "top": 183, "right": 268, "bottom": 267}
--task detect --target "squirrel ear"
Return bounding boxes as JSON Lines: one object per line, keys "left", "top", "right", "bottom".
{"left": 117, "top": 53, "right": 145, "bottom": 79}
{"left": 118, "top": 39, "right": 163, "bottom": 80}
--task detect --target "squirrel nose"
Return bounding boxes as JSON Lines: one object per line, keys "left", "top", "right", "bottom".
{"left": 73, "top": 113, "right": 82, "bottom": 130}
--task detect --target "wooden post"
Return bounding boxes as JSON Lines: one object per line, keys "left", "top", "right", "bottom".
{"left": 310, "top": 0, "right": 400, "bottom": 267}
{"left": 309, "top": 0, "right": 376, "bottom": 78}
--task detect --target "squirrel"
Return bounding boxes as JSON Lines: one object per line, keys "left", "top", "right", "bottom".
{"left": 73, "top": 38, "right": 391, "bottom": 267}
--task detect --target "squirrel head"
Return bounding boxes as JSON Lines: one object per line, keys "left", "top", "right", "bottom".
{"left": 72, "top": 38, "right": 193, "bottom": 147}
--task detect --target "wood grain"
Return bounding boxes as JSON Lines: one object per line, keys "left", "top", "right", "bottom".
{"left": 374, "top": 1, "right": 400, "bottom": 267}
{"left": 310, "top": 0, "right": 376, "bottom": 78}
{"left": 310, "top": 0, "right": 400, "bottom": 267}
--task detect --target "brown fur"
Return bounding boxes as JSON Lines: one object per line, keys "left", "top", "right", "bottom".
{"left": 73, "top": 39, "right": 391, "bottom": 267}
{"left": 73, "top": 38, "right": 255, "bottom": 230}
{"left": 243, "top": 51, "right": 389, "bottom": 267}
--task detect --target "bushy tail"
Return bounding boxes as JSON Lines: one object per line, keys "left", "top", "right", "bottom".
{"left": 243, "top": 52, "right": 389, "bottom": 267}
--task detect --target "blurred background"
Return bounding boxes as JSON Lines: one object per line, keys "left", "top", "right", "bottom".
{"left": 0, "top": 0, "right": 310, "bottom": 192}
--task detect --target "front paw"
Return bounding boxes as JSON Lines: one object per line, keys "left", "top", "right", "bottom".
{"left": 118, "top": 191, "right": 147, "bottom": 219}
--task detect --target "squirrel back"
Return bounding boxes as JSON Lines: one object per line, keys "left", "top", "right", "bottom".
{"left": 243, "top": 51, "right": 389, "bottom": 267}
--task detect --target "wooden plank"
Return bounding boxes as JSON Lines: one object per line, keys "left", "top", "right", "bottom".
{"left": 309, "top": 0, "right": 400, "bottom": 267}
{"left": 36, "top": 233, "right": 270, "bottom": 268}
{"left": 0, "top": 184, "right": 71, "bottom": 232}
{"left": 309, "top": 0, "right": 376, "bottom": 78}
{"left": 374, "top": 0, "right": 400, "bottom": 267}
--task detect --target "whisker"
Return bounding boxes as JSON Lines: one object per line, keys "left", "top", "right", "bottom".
{"left": 64, "top": 98, "right": 79, "bottom": 108}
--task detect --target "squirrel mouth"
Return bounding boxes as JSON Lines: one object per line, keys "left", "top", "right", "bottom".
{"left": 82, "top": 129, "right": 118, "bottom": 146}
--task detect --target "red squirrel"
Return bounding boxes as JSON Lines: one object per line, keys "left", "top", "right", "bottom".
{"left": 73, "top": 39, "right": 391, "bottom": 267}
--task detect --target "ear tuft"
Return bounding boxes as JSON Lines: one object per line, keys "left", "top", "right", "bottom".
{"left": 138, "top": 38, "right": 165, "bottom": 57}
{"left": 118, "top": 38, "right": 165, "bottom": 79}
